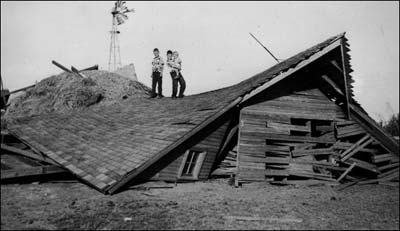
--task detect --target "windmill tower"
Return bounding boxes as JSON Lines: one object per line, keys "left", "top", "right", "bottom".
{"left": 108, "top": 1, "right": 134, "bottom": 71}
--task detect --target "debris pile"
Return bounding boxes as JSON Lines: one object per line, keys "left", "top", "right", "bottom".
{"left": 5, "top": 70, "right": 151, "bottom": 119}
{"left": 213, "top": 120, "right": 399, "bottom": 187}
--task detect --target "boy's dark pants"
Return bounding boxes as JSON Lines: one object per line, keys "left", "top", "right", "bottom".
{"left": 151, "top": 72, "right": 163, "bottom": 97}
{"left": 171, "top": 71, "right": 186, "bottom": 97}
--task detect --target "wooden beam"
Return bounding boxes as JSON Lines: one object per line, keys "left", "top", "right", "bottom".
{"left": 330, "top": 60, "right": 344, "bottom": 74}
{"left": 333, "top": 141, "right": 378, "bottom": 153}
{"left": 337, "top": 162, "right": 356, "bottom": 182}
{"left": 292, "top": 148, "right": 334, "bottom": 157}
{"left": 345, "top": 157, "right": 379, "bottom": 173}
{"left": 8, "top": 84, "right": 36, "bottom": 95}
{"left": 241, "top": 38, "right": 342, "bottom": 103}
{"left": 217, "top": 125, "right": 238, "bottom": 160}
{"left": 52, "top": 60, "right": 72, "bottom": 73}
{"left": 321, "top": 75, "right": 345, "bottom": 96}
{"left": 339, "top": 134, "right": 370, "bottom": 158}
{"left": 79, "top": 65, "right": 99, "bottom": 72}
{"left": 339, "top": 38, "right": 351, "bottom": 118}
{"left": 1, "top": 165, "right": 67, "bottom": 180}
{"left": 378, "top": 163, "right": 399, "bottom": 172}
{"left": 372, "top": 153, "right": 398, "bottom": 164}
{"left": 350, "top": 104, "right": 399, "bottom": 155}
{"left": 1, "top": 144, "right": 59, "bottom": 166}
{"left": 71, "top": 66, "right": 87, "bottom": 78}
{"left": 341, "top": 137, "right": 374, "bottom": 162}
{"left": 106, "top": 97, "right": 243, "bottom": 194}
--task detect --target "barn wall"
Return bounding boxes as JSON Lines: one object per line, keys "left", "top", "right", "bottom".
{"left": 134, "top": 117, "right": 232, "bottom": 183}
{"left": 237, "top": 83, "right": 357, "bottom": 182}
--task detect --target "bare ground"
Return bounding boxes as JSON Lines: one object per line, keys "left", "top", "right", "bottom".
{"left": 1, "top": 179, "right": 399, "bottom": 230}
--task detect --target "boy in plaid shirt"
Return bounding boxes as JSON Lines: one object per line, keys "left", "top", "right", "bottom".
{"left": 150, "top": 48, "right": 164, "bottom": 98}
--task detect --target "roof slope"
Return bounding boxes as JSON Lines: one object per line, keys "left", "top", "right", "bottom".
{"left": 8, "top": 33, "right": 347, "bottom": 193}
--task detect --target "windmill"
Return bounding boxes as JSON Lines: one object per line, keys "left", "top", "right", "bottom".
{"left": 108, "top": 1, "right": 134, "bottom": 71}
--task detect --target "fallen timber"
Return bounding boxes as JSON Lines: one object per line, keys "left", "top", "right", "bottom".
{"left": 1, "top": 130, "right": 70, "bottom": 182}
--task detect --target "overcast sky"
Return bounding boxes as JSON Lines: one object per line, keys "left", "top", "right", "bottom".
{"left": 1, "top": 1, "right": 399, "bottom": 121}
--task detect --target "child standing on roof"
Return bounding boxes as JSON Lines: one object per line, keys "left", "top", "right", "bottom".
{"left": 150, "top": 48, "right": 164, "bottom": 98}
{"left": 166, "top": 50, "right": 186, "bottom": 98}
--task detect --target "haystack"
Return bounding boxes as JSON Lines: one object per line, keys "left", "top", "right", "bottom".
{"left": 5, "top": 70, "right": 150, "bottom": 119}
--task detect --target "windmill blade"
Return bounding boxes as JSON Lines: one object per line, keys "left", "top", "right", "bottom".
{"left": 117, "top": 13, "right": 128, "bottom": 20}
{"left": 122, "top": 8, "right": 134, "bottom": 13}
{"left": 116, "top": 14, "right": 128, "bottom": 25}
{"left": 120, "top": 5, "right": 128, "bottom": 11}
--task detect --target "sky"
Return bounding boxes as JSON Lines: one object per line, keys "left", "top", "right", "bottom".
{"left": 1, "top": 1, "right": 399, "bottom": 121}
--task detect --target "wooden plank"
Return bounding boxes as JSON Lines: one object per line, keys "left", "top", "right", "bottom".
{"left": 241, "top": 110, "right": 291, "bottom": 123}
{"left": 288, "top": 171, "right": 336, "bottom": 181}
{"left": 291, "top": 143, "right": 316, "bottom": 150}
{"left": 239, "top": 143, "right": 291, "bottom": 152}
{"left": 336, "top": 162, "right": 356, "bottom": 182}
{"left": 337, "top": 124, "right": 363, "bottom": 133}
{"left": 254, "top": 99, "right": 343, "bottom": 111}
{"left": 292, "top": 148, "right": 334, "bottom": 157}
{"left": 262, "top": 133, "right": 335, "bottom": 144}
{"left": 345, "top": 157, "right": 379, "bottom": 173}
{"left": 337, "top": 120, "right": 356, "bottom": 126}
{"left": 378, "top": 168, "right": 399, "bottom": 179}
{"left": 242, "top": 125, "right": 290, "bottom": 135}
{"left": 378, "top": 163, "right": 399, "bottom": 172}
{"left": 337, "top": 127, "right": 366, "bottom": 138}
{"left": 333, "top": 141, "right": 378, "bottom": 153}
{"left": 349, "top": 104, "right": 399, "bottom": 155}
{"left": 341, "top": 137, "right": 374, "bottom": 162}
{"left": 372, "top": 153, "right": 398, "bottom": 163}
{"left": 265, "top": 169, "right": 290, "bottom": 176}
{"left": 339, "top": 134, "right": 370, "bottom": 158}
{"left": 267, "top": 121, "right": 311, "bottom": 133}
{"left": 242, "top": 108, "right": 342, "bottom": 121}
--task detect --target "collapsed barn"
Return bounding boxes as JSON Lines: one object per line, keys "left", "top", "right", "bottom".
{"left": 1, "top": 33, "right": 399, "bottom": 194}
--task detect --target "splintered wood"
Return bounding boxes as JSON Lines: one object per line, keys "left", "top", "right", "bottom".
{"left": 236, "top": 88, "right": 399, "bottom": 186}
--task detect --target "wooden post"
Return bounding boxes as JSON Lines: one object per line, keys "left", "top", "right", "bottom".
{"left": 339, "top": 38, "right": 351, "bottom": 118}
{"left": 235, "top": 111, "right": 243, "bottom": 188}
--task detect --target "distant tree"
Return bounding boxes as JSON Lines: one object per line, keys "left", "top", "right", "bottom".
{"left": 382, "top": 113, "right": 399, "bottom": 137}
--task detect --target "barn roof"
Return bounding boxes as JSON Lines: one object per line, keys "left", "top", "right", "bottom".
{"left": 8, "top": 32, "right": 368, "bottom": 194}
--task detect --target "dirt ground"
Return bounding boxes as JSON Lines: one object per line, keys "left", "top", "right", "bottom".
{"left": 1, "top": 179, "right": 399, "bottom": 230}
